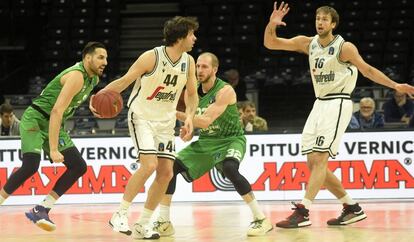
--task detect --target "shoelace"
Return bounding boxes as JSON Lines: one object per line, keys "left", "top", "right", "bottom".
{"left": 117, "top": 211, "right": 128, "bottom": 225}
{"left": 154, "top": 221, "right": 170, "bottom": 230}
{"left": 250, "top": 219, "right": 263, "bottom": 229}
{"left": 338, "top": 205, "right": 353, "bottom": 219}
{"left": 290, "top": 201, "right": 301, "bottom": 211}
{"left": 153, "top": 221, "right": 163, "bottom": 229}
{"left": 287, "top": 202, "right": 306, "bottom": 219}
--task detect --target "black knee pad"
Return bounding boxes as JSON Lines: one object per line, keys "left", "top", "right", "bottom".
{"left": 221, "top": 158, "right": 252, "bottom": 196}
{"left": 3, "top": 153, "right": 41, "bottom": 194}
{"left": 52, "top": 147, "right": 87, "bottom": 196}
{"left": 165, "top": 159, "right": 186, "bottom": 195}
{"left": 62, "top": 147, "right": 87, "bottom": 177}
{"left": 222, "top": 158, "right": 240, "bottom": 180}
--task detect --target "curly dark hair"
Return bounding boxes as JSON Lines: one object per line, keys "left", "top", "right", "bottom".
{"left": 163, "top": 16, "right": 199, "bottom": 46}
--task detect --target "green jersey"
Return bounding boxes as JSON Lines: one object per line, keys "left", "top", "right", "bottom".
{"left": 197, "top": 78, "right": 244, "bottom": 138}
{"left": 177, "top": 78, "right": 246, "bottom": 181}
{"left": 32, "top": 61, "right": 99, "bottom": 121}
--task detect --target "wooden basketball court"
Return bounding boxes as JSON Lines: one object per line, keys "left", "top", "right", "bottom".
{"left": 1, "top": 201, "right": 413, "bottom": 242}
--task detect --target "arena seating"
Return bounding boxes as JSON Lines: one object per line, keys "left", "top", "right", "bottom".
{"left": 1, "top": 0, "right": 413, "bottom": 131}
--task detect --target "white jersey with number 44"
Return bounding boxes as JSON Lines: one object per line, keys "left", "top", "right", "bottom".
{"left": 127, "top": 46, "right": 189, "bottom": 121}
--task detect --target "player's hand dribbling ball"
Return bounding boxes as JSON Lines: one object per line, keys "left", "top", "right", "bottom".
{"left": 92, "top": 89, "right": 123, "bottom": 118}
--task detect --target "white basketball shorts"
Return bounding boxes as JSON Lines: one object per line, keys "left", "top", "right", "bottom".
{"left": 301, "top": 98, "right": 353, "bottom": 158}
{"left": 128, "top": 111, "right": 176, "bottom": 160}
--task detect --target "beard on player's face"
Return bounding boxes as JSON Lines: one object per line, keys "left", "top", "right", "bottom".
{"left": 90, "top": 59, "right": 106, "bottom": 76}
{"left": 198, "top": 73, "right": 213, "bottom": 83}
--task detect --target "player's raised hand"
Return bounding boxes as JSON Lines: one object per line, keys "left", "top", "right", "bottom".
{"left": 269, "top": 1, "right": 290, "bottom": 26}
{"left": 394, "top": 83, "right": 414, "bottom": 99}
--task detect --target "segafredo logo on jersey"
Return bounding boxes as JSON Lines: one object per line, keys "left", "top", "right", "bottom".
{"left": 146, "top": 86, "right": 178, "bottom": 102}
{"left": 313, "top": 70, "right": 335, "bottom": 83}
{"left": 192, "top": 159, "right": 414, "bottom": 192}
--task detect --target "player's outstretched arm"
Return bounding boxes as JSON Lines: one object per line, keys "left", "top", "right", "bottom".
{"left": 176, "top": 85, "right": 236, "bottom": 129}
{"left": 194, "top": 85, "right": 235, "bottom": 129}
{"left": 105, "top": 50, "right": 156, "bottom": 93}
{"left": 264, "top": 1, "right": 311, "bottom": 54}
{"left": 341, "top": 42, "right": 414, "bottom": 96}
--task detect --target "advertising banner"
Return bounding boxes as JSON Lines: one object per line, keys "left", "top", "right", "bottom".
{"left": 0, "top": 132, "right": 413, "bottom": 205}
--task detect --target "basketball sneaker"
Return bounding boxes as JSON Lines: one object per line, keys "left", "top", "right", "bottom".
{"left": 132, "top": 222, "right": 160, "bottom": 240}
{"left": 247, "top": 217, "right": 273, "bottom": 236}
{"left": 109, "top": 210, "right": 131, "bottom": 235}
{"left": 25, "top": 205, "right": 56, "bottom": 231}
{"left": 327, "top": 203, "right": 367, "bottom": 225}
{"left": 153, "top": 219, "right": 175, "bottom": 237}
{"left": 275, "top": 202, "right": 312, "bottom": 228}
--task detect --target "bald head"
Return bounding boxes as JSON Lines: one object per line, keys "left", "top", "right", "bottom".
{"left": 196, "top": 52, "right": 219, "bottom": 84}
{"left": 198, "top": 52, "right": 219, "bottom": 68}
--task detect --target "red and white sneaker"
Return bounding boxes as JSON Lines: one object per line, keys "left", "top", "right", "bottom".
{"left": 275, "top": 202, "right": 312, "bottom": 229}
{"left": 327, "top": 203, "right": 367, "bottom": 225}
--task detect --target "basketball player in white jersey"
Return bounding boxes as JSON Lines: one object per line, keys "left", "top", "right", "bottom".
{"left": 264, "top": 2, "right": 414, "bottom": 228}
{"left": 100, "top": 16, "right": 199, "bottom": 239}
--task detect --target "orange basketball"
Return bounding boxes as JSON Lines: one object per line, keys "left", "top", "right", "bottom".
{"left": 92, "top": 89, "right": 123, "bottom": 118}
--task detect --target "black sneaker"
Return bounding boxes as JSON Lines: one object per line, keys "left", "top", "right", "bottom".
{"left": 327, "top": 203, "right": 367, "bottom": 225}
{"left": 25, "top": 205, "right": 56, "bottom": 231}
{"left": 275, "top": 202, "right": 312, "bottom": 228}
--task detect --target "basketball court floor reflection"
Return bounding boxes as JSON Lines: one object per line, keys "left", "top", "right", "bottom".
{"left": 1, "top": 201, "right": 413, "bottom": 242}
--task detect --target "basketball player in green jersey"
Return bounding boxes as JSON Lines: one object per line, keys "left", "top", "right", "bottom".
{"left": 152, "top": 52, "right": 273, "bottom": 237}
{"left": 0, "top": 42, "right": 108, "bottom": 231}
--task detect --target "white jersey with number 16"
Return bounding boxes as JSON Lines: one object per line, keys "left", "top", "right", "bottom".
{"left": 308, "top": 35, "right": 357, "bottom": 98}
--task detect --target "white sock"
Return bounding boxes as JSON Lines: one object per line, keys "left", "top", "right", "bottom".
{"left": 137, "top": 208, "right": 154, "bottom": 225}
{"left": 340, "top": 194, "right": 356, "bottom": 205}
{"left": 119, "top": 199, "right": 132, "bottom": 212}
{"left": 0, "top": 194, "right": 6, "bottom": 205}
{"left": 158, "top": 204, "right": 170, "bottom": 221}
{"left": 40, "top": 195, "right": 57, "bottom": 209}
{"left": 301, "top": 198, "right": 312, "bottom": 209}
{"left": 247, "top": 199, "right": 265, "bottom": 220}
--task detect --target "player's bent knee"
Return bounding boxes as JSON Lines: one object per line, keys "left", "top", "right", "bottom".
{"left": 221, "top": 158, "right": 252, "bottom": 195}
{"left": 76, "top": 160, "right": 87, "bottom": 177}
{"left": 20, "top": 153, "right": 41, "bottom": 177}
{"left": 21, "top": 163, "right": 41, "bottom": 177}
{"left": 155, "top": 170, "right": 174, "bottom": 184}
{"left": 61, "top": 147, "right": 88, "bottom": 178}
{"left": 222, "top": 159, "right": 240, "bottom": 180}
{"left": 310, "top": 160, "right": 328, "bottom": 170}
{"left": 139, "top": 163, "right": 158, "bottom": 177}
